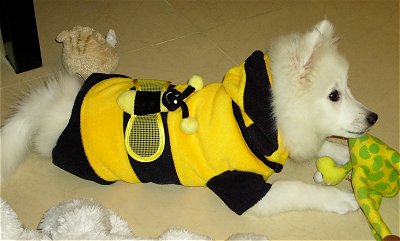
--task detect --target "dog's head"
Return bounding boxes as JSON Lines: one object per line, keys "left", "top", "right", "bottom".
{"left": 270, "top": 20, "right": 377, "bottom": 139}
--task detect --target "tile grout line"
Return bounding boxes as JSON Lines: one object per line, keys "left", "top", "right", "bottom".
{"left": 122, "top": 31, "right": 202, "bottom": 55}
{"left": 163, "top": 0, "right": 236, "bottom": 67}
{"left": 216, "top": 47, "right": 238, "bottom": 66}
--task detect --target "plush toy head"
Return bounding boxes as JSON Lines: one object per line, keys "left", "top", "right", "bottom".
{"left": 56, "top": 25, "right": 119, "bottom": 80}
{"left": 315, "top": 134, "right": 399, "bottom": 241}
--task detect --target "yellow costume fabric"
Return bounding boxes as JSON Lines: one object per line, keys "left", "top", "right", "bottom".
{"left": 53, "top": 51, "right": 288, "bottom": 214}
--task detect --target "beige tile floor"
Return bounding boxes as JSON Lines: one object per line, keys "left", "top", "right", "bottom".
{"left": 1, "top": 0, "right": 399, "bottom": 240}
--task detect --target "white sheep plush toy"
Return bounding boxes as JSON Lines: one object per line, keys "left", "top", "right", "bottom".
{"left": 1, "top": 198, "right": 268, "bottom": 240}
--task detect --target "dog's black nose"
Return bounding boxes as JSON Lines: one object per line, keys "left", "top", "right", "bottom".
{"left": 366, "top": 112, "right": 378, "bottom": 126}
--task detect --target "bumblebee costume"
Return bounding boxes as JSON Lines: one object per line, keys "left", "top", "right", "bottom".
{"left": 53, "top": 51, "right": 288, "bottom": 215}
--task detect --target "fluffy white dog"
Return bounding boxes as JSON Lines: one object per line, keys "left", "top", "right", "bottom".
{"left": 1, "top": 20, "right": 378, "bottom": 217}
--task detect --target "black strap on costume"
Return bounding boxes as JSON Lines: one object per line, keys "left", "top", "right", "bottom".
{"left": 232, "top": 102, "right": 283, "bottom": 173}
{"left": 243, "top": 50, "right": 278, "bottom": 156}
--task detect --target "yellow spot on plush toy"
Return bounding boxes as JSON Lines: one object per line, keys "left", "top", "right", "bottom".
{"left": 315, "top": 134, "right": 399, "bottom": 241}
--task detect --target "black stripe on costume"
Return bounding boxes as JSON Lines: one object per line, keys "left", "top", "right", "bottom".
{"left": 243, "top": 50, "right": 278, "bottom": 156}
{"left": 52, "top": 73, "right": 129, "bottom": 185}
{"left": 123, "top": 86, "right": 181, "bottom": 185}
{"left": 134, "top": 91, "right": 162, "bottom": 115}
{"left": 232, "top": 102, "right": 283, "bottom": 173}
{"left": 207, "top": 170, "right": 271, "bottom": 215}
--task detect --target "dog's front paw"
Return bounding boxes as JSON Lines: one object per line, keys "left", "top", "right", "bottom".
{"left": 326, "top": 189, "right": 359, "bottom": 214}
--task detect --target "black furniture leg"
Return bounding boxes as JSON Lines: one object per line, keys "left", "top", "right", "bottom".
{"left": 1, "top": 0, "right": 42, "bottom": 74}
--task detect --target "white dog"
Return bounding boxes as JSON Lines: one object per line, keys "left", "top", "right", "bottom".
{"left": 1, "top": 20, "right": 378, "bottom": 217}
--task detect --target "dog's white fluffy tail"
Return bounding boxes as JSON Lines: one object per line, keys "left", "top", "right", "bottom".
{"left": 1, "top": 73, "right": 81, "bottom": 182}
{"left": 1, "top": 111, "right": 37, "bottom": 182}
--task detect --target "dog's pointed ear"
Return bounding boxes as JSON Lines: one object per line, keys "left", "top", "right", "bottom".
{"left": 308, "top": 20, "right": 335, "bottom": 46}
{"left": 296, "top": 20, "right": 336, "bottom": 82}
{"left": 303, "top": 20, "right": 335, "bottom": 62}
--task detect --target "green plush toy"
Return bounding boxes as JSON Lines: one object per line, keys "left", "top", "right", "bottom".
{"left": 314, "top": 134, "right": 399, "bottom": 241}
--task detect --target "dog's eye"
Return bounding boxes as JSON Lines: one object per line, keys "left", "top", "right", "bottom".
{"left": 329, "top": 90, "right": 340, "bottom": 102}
